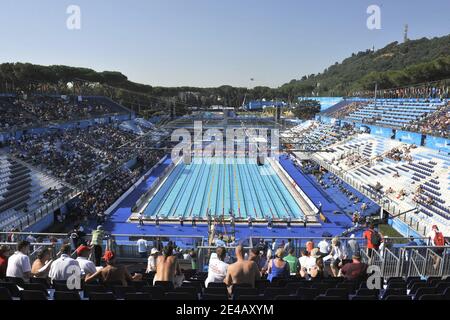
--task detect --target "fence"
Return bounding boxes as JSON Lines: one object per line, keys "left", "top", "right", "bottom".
{"left": 2, "top": 231, "right": 450, "bottom": 278}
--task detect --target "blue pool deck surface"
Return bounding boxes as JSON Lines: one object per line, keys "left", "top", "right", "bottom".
{"left": 102, "top": 155, "right": 356, "bottom": 241}
{"left": 144, "top": 157, "right": 304, "bottom": 220}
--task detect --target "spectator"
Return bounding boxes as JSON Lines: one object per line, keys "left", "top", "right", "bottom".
{"left": 363, "top": 223, "right": 382, "bottom": 258}
{"left": 340, "top": 253, "right": 368, "bottom": 281}
{"left": 283, "top": 247, "right": 299, "bottom": 275}
{"left": 154, "top": 246, "right": 182, "bottom": 287}
{"left": 427, "top": 225, "right": 446, "bottom": 269}
{"left": 305, "top": 239, "right": 314, "bottom": 254}
{"left": 298, "top": 249, "right": 316, "bottom": 278}
{"left": 75, "top": 245, "right": 97, "bottom": 278}
{"left": 345, "top": 234, "right": 360, "bottom": 259}
{"left": 31, "top": 248, "right": 53, "bottom": 278}
{"left": 0, "top": 245, "right": 11, "bottom": 279}
{"left": 215, "top": 234, "right": 226, "bottom": 247}
{"left": 146, "top": 248, "right": 159, "bottom": 273}
{"left": 326, "top": 237, "right": 345, "bottom": 277}
{"left": 189, "top": 249, "right": 198, "bottom": 270}
{"left": 91, "top": 225, "right": 105, "bottom": 266}
{"left": 224, "top": 245, "right": 260, "bottom": 292}
{"left": 205, "top": 247, "right": 229, "bottom": 288}
{"left": 317, "top": 237, "right": 330, "bottom": 256}
{"left": 86, "top": 250, "right": 142, "bottom": 286}
{"left": 136, "top": 237, "right": 148, "bottom": 258}
{"left": 284, "top": 239, "right": 293, "bottom": 252}
{"left": 267, "top": 248, "right": 290, "bottom": 282}
{"left": 309, "top": 249, "right": 325, "bottom": 279}
{"left": 248, "top": 247, "right": 261, "bottom": 270}
{"left": 48, "top": 244, "right": 80, "bottom": 283}
{"left": 6, "top": 240, "right": 32, "bottom": 281}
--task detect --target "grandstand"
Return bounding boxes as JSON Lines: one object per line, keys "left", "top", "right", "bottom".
{"left": 0, "top": 82, "right": 449, "bottom": 302}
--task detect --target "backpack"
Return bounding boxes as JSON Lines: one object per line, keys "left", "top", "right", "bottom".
{"left": 370, "top": 230, "right": 382, "bottom": 247}
{"left": 434, "top": 232, "right": 445, "bottom": 246}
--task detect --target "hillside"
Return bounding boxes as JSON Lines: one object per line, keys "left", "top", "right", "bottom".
{"left": 280, "top": 35, "right": 450, "bottom": 96}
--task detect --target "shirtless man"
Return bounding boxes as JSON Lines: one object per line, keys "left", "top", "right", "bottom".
{"left": 224, "top": 245, "right": 260, "bottom": 293}
{"left": 154, "top": 245, "right": 181, "bottom": 285}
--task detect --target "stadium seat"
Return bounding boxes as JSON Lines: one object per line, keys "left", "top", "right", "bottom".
{"left": 124, "top": 293, "right": 152, "bottom": 300}
{"left": 355, "top": 288, "right": 379, "bottom": 297}
{"left": 315, "top": 295, "right": 347, "bottom": 301}
{"left": 384, "top": 295, "right": 411, "bottom": 301}
{"left": 142, "top": 286, "right": 165, "bottom": 300}
{"left": 0, "top": 287, "right": 12, "bottom": 300}
{"left": 53, "top": 291, "right": 81, "bottom": 300}
{"left": 235, "top": 295, "right": 261, "bottom": 300}
{"left": 410, "top": 282, "right": 430, "bottom": 295}
{"left": 22, "top": 283, "right": 48, "bottom": 295}
{"left": 154, "top": 281, "right": 174, "bottom": 290}
{"left": 382, "top": 288, "right": 407, "bottom": 299}
{"left": 30, "top": 277, "right": 50, "bottom": 289}
{"left": 0, "top": 282, "right": 20, "bottom": 297}
{"left": 164, "top": 292, "right": 197, "bottom": 300}
{"left": 130, "top": 280, "right": 147, "bottom": 290}
{"left": 311, "top": 282, "right": 332, "bottom": 294}
{"left": 274, "top": 295, "right": 298, "bottom": 300}
{"left": 202, "top": 293, "right": 228, "bottom": 300}
{"left": 435, "top": 282, "right": 450, "bottom": 294}
{"left": 296, "top": 288, "right": 319, "bottom": 300}
{"left": 419, "top": 294, "right": 444, "bottom": 300}
{"left": 112, "top": 286, "right": 137, "bottom": 299}
{"left": 324, "top": 288, "right": 350, "bottom": 299}
{"left": 89, "top": 292, "right": 116, "bottom": 300}
{"left": 264, "top": 288, "right": 291, "bottom": 299}
{"left": 414, "top": 287, "right": 436, "bottom": 300}
{"left": 351, "top": 295, "right": 378, "bottom": 301}
{"left": 83, "top": 284, "right": 109, "bottom": 298}
{"left": 232, "top": 288, "right": 258, "bottom": 300}
{"left": 175, "top": 286, "right": 200, "bottom": 297}
{"left": 207, "top": 282, "right": 227, "bottom": 288}
{"left": 20, "top": 290, "right": 48, "bottom": 301}
{"left": 204, "top": 287, "right": 228, "bottom": 296}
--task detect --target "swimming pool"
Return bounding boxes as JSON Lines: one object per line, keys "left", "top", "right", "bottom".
{"left": 143, "top": 157, "right": 304, "bottom": 220}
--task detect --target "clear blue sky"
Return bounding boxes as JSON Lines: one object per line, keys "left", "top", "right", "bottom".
{"left": 0, "top": 0, "right": 449, "bottom": 88}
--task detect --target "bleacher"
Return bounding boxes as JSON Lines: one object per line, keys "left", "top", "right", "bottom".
{"left": 309, "top": 132, "right": 450, "bottom": 236}
{"left": 0, "top": 154, "right": 69, "bottom": 230}
{"left": 345, "top": 99, "right": 445, "bottom": 128}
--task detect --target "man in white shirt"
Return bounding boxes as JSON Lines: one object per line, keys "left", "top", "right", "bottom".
{"left": 205, "top": 247, "right": 229, "bottom": 288}
{"left": 6, "top": 240, "right": 32, "bottom": 281}
{"left": 137, "top": 237, "right": 148, "bottom": 258}
{"left": 75, "top": 245, "right": 96, "bottom": 277}
{"left": 298, "top": 249, "right": 316, "bottom": 277}
{"left": 48, "top": 244, "right": 80, "bottom": 283}
{"left": 318, "top": 238, "right": 330, "bottom": 256}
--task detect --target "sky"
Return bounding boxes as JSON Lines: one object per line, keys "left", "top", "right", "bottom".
{"left": 0, "top": 0, "right": 449, "bottom": 88}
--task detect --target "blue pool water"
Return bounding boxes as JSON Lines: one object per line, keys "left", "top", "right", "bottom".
{"left": 143, "top": 157, "right": 304, "bottom": 220}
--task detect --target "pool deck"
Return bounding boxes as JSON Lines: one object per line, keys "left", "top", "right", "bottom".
{"left": 102, "top": 156, "right": 354, "bottom": 241}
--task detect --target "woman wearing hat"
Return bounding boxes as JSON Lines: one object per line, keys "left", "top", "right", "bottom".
{"left": 146, "top": 248, "right": 160, "bottom": 273}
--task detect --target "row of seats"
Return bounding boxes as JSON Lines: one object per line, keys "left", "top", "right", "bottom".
{"left": 2, "top": 275, "right": 450, "bottom": 301}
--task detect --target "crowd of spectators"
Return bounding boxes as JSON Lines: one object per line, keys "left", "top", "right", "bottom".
{"left": 9, "top": 124, "right": 162, "bottom": 186}
{"left": 1, "top": 95, "right": 127, "bottom": 132}
{"left": 0, "top": 98, "right": 35, "bottom": 131}
{"left": 405, "top": 103, "right": 450, "bottom": 138}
